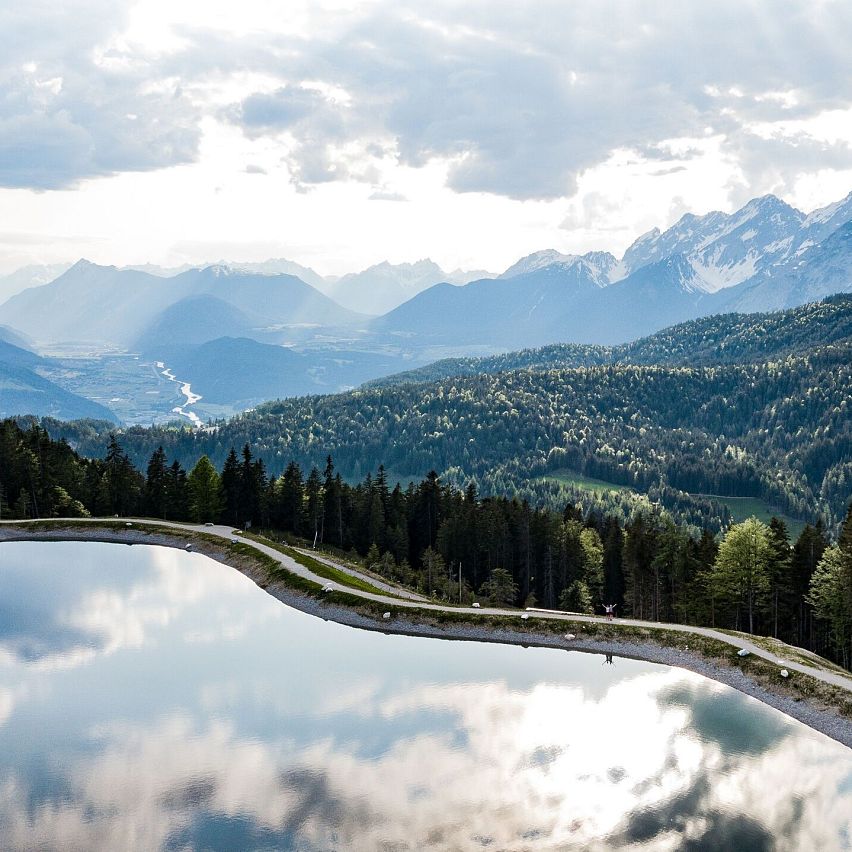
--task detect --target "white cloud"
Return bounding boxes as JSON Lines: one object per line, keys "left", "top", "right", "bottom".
{"left": 2, "top": 670, "right": 850, "bottom": 850}
{"left": 1, "top": 0, "right": 852, "bottom": 273}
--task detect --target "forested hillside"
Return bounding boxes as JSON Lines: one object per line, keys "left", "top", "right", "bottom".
{"left": 2, "top": 418, "right": 850, "bottom": 668}
{"left": 368, "top": 296, "right": 852, "bottom": 388}
{"left": 41, "top": 338, "right": 852, "bottom": 532}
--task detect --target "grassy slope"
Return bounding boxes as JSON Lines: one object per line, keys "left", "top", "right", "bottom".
{"left": 540, "top": 469, "right": 634, "bottom": 493}
{"left": 243, "top": 533, "right": 393, "bottom": 596}
{"left": 541, "top": 468, "right": 807, "bottom": 535}
{"left": 693, "top": 495, "right": 806, "bottom": 538}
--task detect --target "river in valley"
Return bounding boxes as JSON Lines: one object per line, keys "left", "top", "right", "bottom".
{"left": 0, "top": 541, "right": 849, "bottom": 851}
{"left": 155, "top": 361, "right": 203, "bottom": 428}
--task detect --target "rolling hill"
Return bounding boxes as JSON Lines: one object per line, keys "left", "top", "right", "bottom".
{"left": 41, "top": 298, "right": 852, "bottom": 532}
{"left": 367, "top": 296, "right": 852, "bottom": 387}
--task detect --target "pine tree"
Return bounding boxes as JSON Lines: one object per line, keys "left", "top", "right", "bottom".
{"left": 305, "top": 466, "right": 324, "bottom": 545}
{"left": 766, "top": 518, "right": 792, "bottom": 638}
{"left": 559, "top": 579, "right": 593, "bottom": 614}
{"left": 145, "top": 446, "right": 169, "bottom": 518}
{"left": 278, "top": 461, "right": 306, "bottom": 535}
{"left": 482, "top": 565, "right": 519, "bottom": 607}
{"left": 103, "top": 434, "right": 142, "bottom": 516}
{"left": 187, "top": 456, "right": 224, "bottom": 523}
{"left": 807, "top": 545, "right": 852, "bottom": 668}
{"left": 791, "top": 524, "right": 828, "bottom": 646}
{"left": 221, "top": 448, "right": 241, "bottom": 525}
{"left": 165, "top": 460, "right": 189, "bottom": 520}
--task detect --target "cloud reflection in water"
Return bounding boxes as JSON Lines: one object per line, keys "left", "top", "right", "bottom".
{"left": 0, "top": 541, "right": 849, "bottom": 851}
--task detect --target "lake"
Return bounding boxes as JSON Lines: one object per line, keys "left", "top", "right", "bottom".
{"left": 0, "top": 541, "right": 850, "bottom": 850}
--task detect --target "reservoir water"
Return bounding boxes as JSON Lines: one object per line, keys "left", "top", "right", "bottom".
{"left": 0, "top": 541, "right": 850, "bottom": 850}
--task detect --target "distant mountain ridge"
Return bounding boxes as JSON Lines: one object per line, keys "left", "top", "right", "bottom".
{"left": 374, "top": 190, "right": 852, "bottom": 347}
{"left": 1, "top": 188, "right": 850, "bottom": 361}
{"left": 367, "top": 295, "right": 852, "bottom": 388}
{"left": 0, "top": 261, "right": 363, "bottom": 347}
{"left": 0, "top": 262, "right": 74, "bottom": 305}
{"left": 322, "top": 258, "right": 496, "bottom": 314}
{"left": 500, "top": 249, "right": 622, "bottom": 286}
{"left": 716, "top": 220, "right": 852, "bottom": 313}
{"left": 0, "top": 337, "right": 117, "bottom": 422}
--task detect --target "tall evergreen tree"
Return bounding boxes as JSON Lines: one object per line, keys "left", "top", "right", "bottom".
{"left": 187, "top": 455, "right": 225, "bottom": 523}
{"left": 221, "top": 448, "right": 241, "bottom": 526}
{"left": 102, "top": 434, "right": 142, "bottom": 516}
{"left": 766, "top": 518, "right": 792, "bottom": 638}
{"left": 791, "top": 523, "right": 829, "bottom": 646}
{"left": 305, "top": 466, "right": 324, "bottom": 545}
{"left": 165, "top": 460, "right": 189, "bottom": 520}
{"left": 145, "top": 446, "right": 169, "bottom": 518}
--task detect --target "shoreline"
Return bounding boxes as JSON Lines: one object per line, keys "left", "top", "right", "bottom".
{"left": 2, "top": 524, "right": 850, "bottom": 749}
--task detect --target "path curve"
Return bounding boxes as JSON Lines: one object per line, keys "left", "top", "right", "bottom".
{"left": 2, "top": 517, "right": 851, "bottom": 693}
{"left": 290, "top": 546, "right": 430, "bottom": 602}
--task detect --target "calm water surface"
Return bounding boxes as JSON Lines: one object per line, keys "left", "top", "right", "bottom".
{"left": 0, "top": 541, "right": 850, "bottom": 851}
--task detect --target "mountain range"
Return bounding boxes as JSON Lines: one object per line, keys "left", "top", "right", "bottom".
{"left": 0, "top": 257, "right": 492, "bottom": 320}
{"left": 0, "top": 262, "right": 363, "bottom": 348}
{"left": 1, "top": 189, "right": 851, "bottom": 422}
{"left": 44, "top": 296, "right": 852, "bottom": 532}
{"left": 5, "top": 189, "right": 849, "bottom": 353}
{"left": 375, "top": 192, "right": 852, "bottom": 347}
{"left": 367, "top": 294, "right": 852, "bottom": 388}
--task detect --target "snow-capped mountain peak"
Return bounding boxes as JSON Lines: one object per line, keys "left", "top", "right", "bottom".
{"left": 803, "top": 190, "right": 852, "bottom": 228}
{"left": 620, "top": 194, "right": 812, "bottom": 293}
{"left": 500, "top": 249, "right": 619, "bottom": 286}
{"left": 622, "top": 211, "right": 730, "bottom": 275}
{"left": 500, "top": 249, "right": 579, "bottom": 279}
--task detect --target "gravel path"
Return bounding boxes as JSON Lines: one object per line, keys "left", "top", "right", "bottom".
{"left": 2, "top": 518, "right": 850, "bottom": 748}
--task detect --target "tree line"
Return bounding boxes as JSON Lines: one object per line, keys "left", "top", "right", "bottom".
{"left": 2, "top": 417, "right": 850, "bottom": 669}
{"left": 40, "top": 339, "right": 852, "bottom": 534}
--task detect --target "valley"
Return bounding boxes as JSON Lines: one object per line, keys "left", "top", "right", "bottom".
{"left": 14, "top": 295, "right": 851, "bottom": 536}
{"left": 1, "top": 190, "right": 851, "bottom": 431}
{"left": 4, "top": 7, "right": 852, "bottom": 850}
{"left": 32, "top": 348, "right": 226, "bottom": 425}
{"left": 0, "top": 196, "right": 850, "bottom": 646}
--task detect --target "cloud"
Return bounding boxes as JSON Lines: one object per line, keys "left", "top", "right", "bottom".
{"left": 4, "top": 0, "right": 852, "bottom": 203}
{"left": 368, "top": 190, "right": 408, "bottom": 202}
{"left": 219, "top": 1, "right": 852, "bottom": 201}
{"left": 237, "top": 86, "right": 338, "bottom": 133}
{"left": 725, "top": 131, "right": 852, "bottom": 205}
{"left": 3, "top": 668, "right": 850, "bottom": 851}
{"left": 0, "top": 2, "right": 200, "bottom": 189}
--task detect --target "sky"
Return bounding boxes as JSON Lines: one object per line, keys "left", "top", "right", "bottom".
{"left": 2, "top": 0, "right": 852, "bottom": 276}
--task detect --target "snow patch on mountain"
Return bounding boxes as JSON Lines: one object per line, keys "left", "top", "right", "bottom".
{"left": 501, "top": 249, "right": 619, "bottom": 287}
